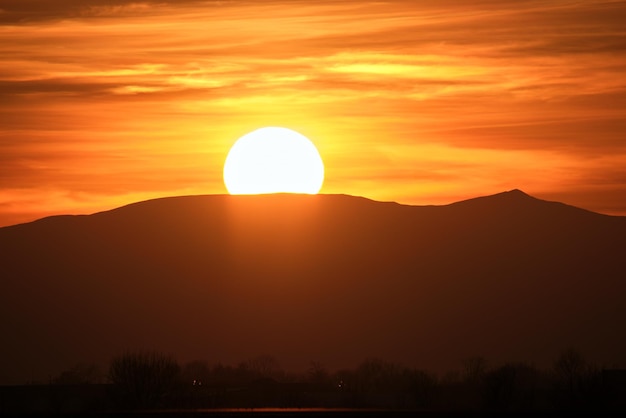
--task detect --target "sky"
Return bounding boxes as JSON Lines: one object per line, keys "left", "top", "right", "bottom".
{"left": 1, "top": 0, "right": 625, "bottom": 227}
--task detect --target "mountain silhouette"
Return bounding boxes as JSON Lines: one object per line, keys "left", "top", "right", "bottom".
{"left": 1, "top": 190, "right": 625, "bottom": 384}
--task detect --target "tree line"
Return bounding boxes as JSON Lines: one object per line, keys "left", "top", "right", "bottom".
{"left": 37, "top": 348, "right": 626, "bottom": 412}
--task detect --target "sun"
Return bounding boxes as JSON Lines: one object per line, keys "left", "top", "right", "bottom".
{"left": 223, "top": 127, "right": 324, "bottom": 194}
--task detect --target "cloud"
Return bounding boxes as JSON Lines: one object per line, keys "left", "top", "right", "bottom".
{"left": 0, "top": 0, "right": 211, "bottom": 23}
{"left": 0, "top": 79, "right": 113, "bottom": 96}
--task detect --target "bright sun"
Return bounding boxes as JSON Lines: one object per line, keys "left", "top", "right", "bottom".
{"left": 223, "top": 127, "right": 324, "bottom": 194}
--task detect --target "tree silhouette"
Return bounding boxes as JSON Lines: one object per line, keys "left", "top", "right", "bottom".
{"left": 239, "top": 354, "right": 283, "bottom": 381}
{"left": 553, "top": 348, "right": 604, "bottom": 409}
{"left": 483, "top": 363, "right": 519, "bottom": 410}
{"left": 553, "top": 348, "right": 586, "bottom": 407}
{"left": 181, "top": 360, "right": 211, "bottom": 387}
{"left": 307, "top": 361, "right": 332, "bottom": 389}
{"left": 108, "top": 350, "right": 180, "bottom": 409}
{"left": 403, "top": 367, "right": 438, "bottom": 408}
{"left": 462, "top": 356, "right": 487, "bottom": 383}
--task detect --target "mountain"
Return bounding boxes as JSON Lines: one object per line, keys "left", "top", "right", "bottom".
{"left": 1, "top": 190, "right": 625, "bottom": 384}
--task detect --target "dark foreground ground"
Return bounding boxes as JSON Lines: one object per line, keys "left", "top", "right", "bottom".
{"left": 2, "top": 370, "right": 625, "bottom": 416}
{"left": 2, "top": 388, "right": 626, "bottom": 417}
{"left": 5, "top": 408, "right": 626, "bottom": 417}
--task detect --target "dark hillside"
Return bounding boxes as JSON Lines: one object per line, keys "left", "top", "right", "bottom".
{"left": 1, "top": 191, "right": 625, "bottom": 384}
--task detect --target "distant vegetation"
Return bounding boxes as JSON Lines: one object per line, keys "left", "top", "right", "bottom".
{"left": 2, "top": 348, "right": 625, "bottom": 414}
{"left": 108, "top": 350, "right": 180, "bottom": 409}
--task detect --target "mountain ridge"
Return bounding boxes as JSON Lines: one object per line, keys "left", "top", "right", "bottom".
{"left": 2, "top": 189, "right": 618, "bottom": 232}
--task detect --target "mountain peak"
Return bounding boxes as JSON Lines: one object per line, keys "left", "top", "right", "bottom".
{"left": 494, "top": 188, "right": 538, "bottom": 202}
{"left": 504, "top": 188, "right": 530, "bottom": 196}
{"left": 450, "top": 188, "right": 537, "bottom": 208}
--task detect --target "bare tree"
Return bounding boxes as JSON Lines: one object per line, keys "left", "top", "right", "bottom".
{"left": 554, "top": 347, "right": 586, "bottom": 402}
{"left": 553, "top": 348, "right": 604, "bottom": 409}
{"left": 307, "top": 361, "right": 331, "bottom": 389}
{"left": 462, "top": 356, "right": 487, "bottom": 383}
{"left": 108, "top": 350, "right": 180, "bottom": 408}
{"left": 239, "top": 355, "right": 283, "bottom": 381}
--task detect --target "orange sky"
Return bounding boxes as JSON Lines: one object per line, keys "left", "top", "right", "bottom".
{"left": 1, "top": 0, "right": 625, "bottom": 226}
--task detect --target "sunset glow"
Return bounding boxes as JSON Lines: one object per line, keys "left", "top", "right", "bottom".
{"left": 1, "top": 1, "right": 625, "bottom": 225}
